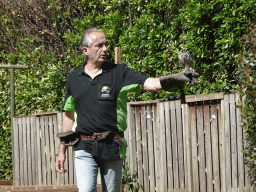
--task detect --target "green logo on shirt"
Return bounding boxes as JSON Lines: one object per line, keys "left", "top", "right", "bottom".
{"left": 101, "top": 86, "right": 110, "bottom": 94}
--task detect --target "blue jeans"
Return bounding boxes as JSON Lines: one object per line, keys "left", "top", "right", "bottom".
{"left": 74, "top": 150, "right": 123, "bottom": 192}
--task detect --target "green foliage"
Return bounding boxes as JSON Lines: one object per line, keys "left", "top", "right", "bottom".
{"left": 0, "top": 115, "right": 12, "bottom": 180}
{"left": 237, "top": 23, "right": 256, "bottom": 187}
{"left": 170, "top": 0, "right": 255, "bottom": 95}
{"left": 0, "top": 0, "right": 78, "bottom": 180}
{"left": 122, "top": 164, "right": 142, "bottom": 192}
{"left": 0, "top": 0, "right": 256, "bottom": 181}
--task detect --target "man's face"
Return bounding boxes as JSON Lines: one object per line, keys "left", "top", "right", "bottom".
{"left": 85, "top": 32, "right": 108, "bottom": 65}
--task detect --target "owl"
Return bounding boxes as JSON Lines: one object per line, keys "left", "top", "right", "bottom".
{"left": 178, "top": 51, "right": 194, "bottom": 72}
{"left": 178, "top": 51, "right": 198, "bottom": 85}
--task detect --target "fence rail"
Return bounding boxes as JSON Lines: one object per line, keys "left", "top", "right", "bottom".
{"left": 13, "top": 93, "right": 254, "bottom": 191}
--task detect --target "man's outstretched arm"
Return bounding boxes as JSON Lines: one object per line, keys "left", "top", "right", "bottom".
{"left": 143, "top": 72, "right": 199, "bottom": 92}
{"left": 143, "top": 78, "right": 162, "bottom": 91}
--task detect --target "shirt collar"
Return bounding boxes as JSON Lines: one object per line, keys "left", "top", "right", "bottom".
{"left": 77, "top": 61, "right": 86, "bottom": 76}
{"left": 78, "top": 61, "right": 112, "bottom": 76}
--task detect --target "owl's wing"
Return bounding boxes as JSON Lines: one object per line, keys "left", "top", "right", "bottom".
{"left": 178, "top": 53, "right": 185, "bottom": 69}
{"left": 185, "top": 51, "right": 194, "bottom": 70}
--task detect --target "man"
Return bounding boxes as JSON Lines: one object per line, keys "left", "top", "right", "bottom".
{"left": 55, "top": 28, "right": 198, "bottom": 192}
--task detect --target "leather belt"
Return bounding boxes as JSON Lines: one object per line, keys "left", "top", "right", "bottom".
{"left": 80, "top": 131, "right": 126, "bottom": 157}
{"left": 80, "top": 131, "right": 123, "bottom": 141}
{"left": 80, "top": 131, "right": 125, "bottom": 148}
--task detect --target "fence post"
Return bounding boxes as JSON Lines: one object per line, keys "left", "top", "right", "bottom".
{"left": 220, "top": 97, "right": 226, "bottom": 192}
{"left": 0, "top": 64, "right": 29, "bottom": 184}
{"left": 183, "top": 103, "right": 193, "bottom": 192}
{"left": 115, "top": 47, "right": 121, "bottom": 64}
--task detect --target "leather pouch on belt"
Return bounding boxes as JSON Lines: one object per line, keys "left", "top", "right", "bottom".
{"left": 91, "top": 131, "right": 126, "bottom": 147}
{"left": 114, "top": 138, "right": 126, "bottom": 147}
{"left": 56, "top": 131, "right": 80, "bottom": 146}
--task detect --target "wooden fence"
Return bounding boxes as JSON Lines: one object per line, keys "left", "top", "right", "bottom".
{"left": 12, "top": 93, "right": 253, "bottom": 191}
{"left": 124, "top": 92, "right": 253, "bottom": 192}
{"left": 13, "top": 112, "right": 76, "bottom": 186}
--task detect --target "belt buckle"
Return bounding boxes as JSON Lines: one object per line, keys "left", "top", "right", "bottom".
{"left": 92, "top": 133, "right": 98, "bottom": 141}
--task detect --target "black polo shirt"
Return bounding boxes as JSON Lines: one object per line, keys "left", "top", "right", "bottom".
{"left": 62, "top": 61, "right": 147, "bottom": 159}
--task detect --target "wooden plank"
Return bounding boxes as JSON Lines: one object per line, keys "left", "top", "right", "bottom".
{"left": 13, "top": 117, "right": 20, "bottom": 185}
{"left": 19, "top": 117, "right": 24, "bottom": 185}
{"left": 220, "top": 99, "right": 226, "bottom": 192}
{"left": 49, "top": 116, "right": 56, "bottom": 185}
{"left": 57, "top": 112, "right": 64, "bottom": 185}
{"left": 196, "top": 102, "right": 206, "bottom": 192}
{"left": 231, "top": 187, "right": 238, "bottom": 192}
{"left": 0, "top": 64, "right": 29, "bottom": 69}
{"left": 12, "top": 118, "right": 17, "bottom": 185}
{"left": 63, "top": 144, "right": 68, "bottom": 184}
{"left": 170, "top": 101, "right": 179, "bottom": 189}
{"left": 34, "top": 111, "right": 59, "bottom": 116}
{"left": 165, "top": 102, "right": 173, "bottom": 191}
{"left": 27, "top": 116, "right": 32, "bottom": 185}
{"left": 115, "top": 47, "right": 121, "bottom": 64}
{"left": 230, "top": 94, "right": 238, "bottom": 188}
{"left": 210, "top": 101, "right": 221, "bottom": 191}
{"left": 68, "top": 147, "right": 73, "bottom": 185}
{"left": 235, "top": 93, "right": 244, "bottom": 192}
{"left": 128, "top": 99, "right": 160, "bottom": 105}
{"left": 141, "top": 105, "right": 149, "bottom": 192}
{"left": 22, "top": 116, "right": 28, "bottom": 185}
{"left": 204, "top": 101, "right": 214, "bottom": 192}
{"left": 146, "top": 104, "right": 156, "bottom": 192}
{"left": 175, "top": 100, "right": 185, "bottom": 190}
{"left": 36, "top": 116, "right": 42, "bottom": 185}
{"left": 183, "top": 103, "right": 192, "bottom": 192}
{"left": 128, "top": 105, "right": 137, "bottom": 180}
{"left": 63, "top": 113, "right": 69, "bottom": 185}
{"left": 31, "top": 116, "right": 36, "bottom": 185}
{"left": 135, "top": 106, "right": 143, "bottom": 188}
{"left": 53, "top": 114, "right": 58, "bottom": 185}
{"left": 185, "top": 92, "right": 224, "bottom": 103}
{"left": 124, "top": 105, "right": 130, "bottom": 166}
{"left": 128, "top": 93, "right": 224, "bottom": 105}
{"left": 41, "top": 116, "right": 46, "bottom": 185}
{"left": 218, "top": 99, "right": 225, "bottom": 192}
{"left": 44, "top": 116, "right": 52, "bottom": 185}
{"left": 158, "top": 102, "right": 167, "bottom": 191}
{"left": 153, "top": 104, "right": 160, "bottom": 191}
{"left": 224, "top": 94, "right": 231, "bottom": 191}
{"left": 74, "top": 154, "right": 77, "bottom": 186}
{"left": 189, "top": 102, "right": 199, "bottom": 192}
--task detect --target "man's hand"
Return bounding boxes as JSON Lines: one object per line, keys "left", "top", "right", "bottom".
{"left": 55, "top": 151, "right": 68, "bottom": 173}
{"left": 142, "top": 72, "right": 199, "bottom": 92}
{"left": 183, "top": 71, "right": 200, "bottom": 86}
{"left": 55, "top": 111, "right": 73, "bottom": 173}
{"left": 160, "top": 72, "right": 200, "bottom": 91}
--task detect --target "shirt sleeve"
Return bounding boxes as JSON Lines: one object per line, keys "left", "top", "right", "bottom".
{"left": 62, "top": 76, "right": 75, "bottom": 111}
{"left": 122, "top": 65, "right": 148, "bottom": 93}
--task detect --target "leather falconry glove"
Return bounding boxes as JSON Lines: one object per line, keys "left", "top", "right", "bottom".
{"left": 56, "top": 131, "right": 80, "bottom": 146}
{"left": 159, "top": 71, "right": 200, "bottom": 92}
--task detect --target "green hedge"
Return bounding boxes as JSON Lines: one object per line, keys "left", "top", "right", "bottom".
{"left": 237, "top": 23, "right": 256, "bottom": 185}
